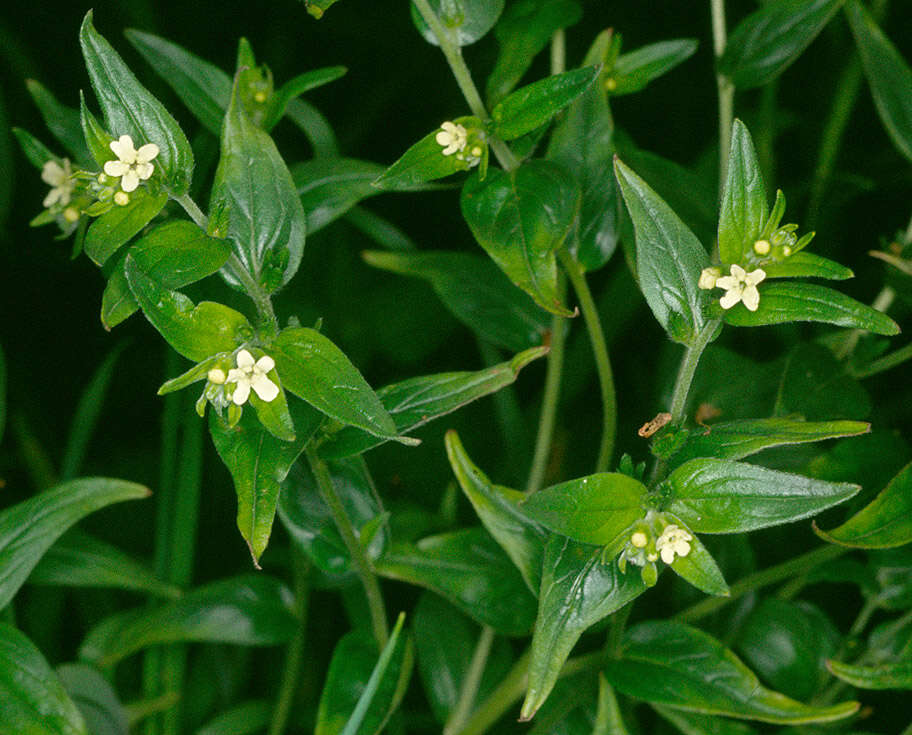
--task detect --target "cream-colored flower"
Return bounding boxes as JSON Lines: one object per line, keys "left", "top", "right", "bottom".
{"left": 41, "top": 159, "right": 75, "bottom": 208}
{"left": 698, "top": 267, "right": 721, "bottom": 290}
{"left": 226, "top": 350, "right": 279, "bottom": 406}
{"left": 103, "top": 135, "right": 159, "bottom": 192}
{"left": 435, "top": 121, "right": 468, "bottom": 156}
{"left": 715, "top": 264, "right": 766, "bottom": 311}
{"left": 630, "top": 531, "right": 648, "bottom": 548}
{"left": 656, "top": 524, "right": 692, "bottom": 564}
{"left": 753, "top": 239, "right": 771, "bottom": 256}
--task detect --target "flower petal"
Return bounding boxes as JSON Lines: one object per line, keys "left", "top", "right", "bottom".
{"left": 660, "top": 546, "right": 676, "bottom": 564}
{"left": 226, "top": 368, "right": 246, "bottom": 383}
{"left": 746, "top": 268, "right": 766, "bottom": 286}
{"left": 251, "top": 375, "right": 280, "bottom": 402}
{"left": 232, "top": 381, "right": 251, "bottom": 405}
{"left": 236, "top": 350, "right": 255, "bottom": 369}
{"left": 742, "top": 285, "right": 760, "bottom": 312}
{"left": 120, "top": 170, "right": 140, "bottom": 193}
{"left": 729, "top": 264, "right": 746, "bottom": 279}
{"left": 715, "top": 276, "right": 736, "bottom": 290}
{"left": 111, "top": 135, "right": 137, "bottom": 162}
{"left": 719, "top": 289, "right": 742, "bottom": 310}
{"left": 255, "top": 355, "right": 275, "bottom": 373}
{"left": 135, "top": 162, "right": 155, "bottom": 181}
{"left": 104, "top": 160, "right": 128, "bottom": 177}
{"left": 136, "top": 142, "right": 160, "bottom": 162}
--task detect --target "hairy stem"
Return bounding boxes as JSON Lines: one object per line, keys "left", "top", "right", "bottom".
{"left": 444, "top": 626, "right": 496, "bottom": 735}
{"left": 305, "top": 444, "right": 389, "bottom": 649}
{"left": 711, "top": 0, "right": 734, "bottom": 195}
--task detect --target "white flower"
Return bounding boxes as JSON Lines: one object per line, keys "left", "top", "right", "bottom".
{"left": 698, "top": 267, "right": 721, "bottom": 290}
{"left": 435, "top": 121, "right": 468, "bottom": 156}
{"left": 41, "top": 159, "right": 75, "bottom": 208}
{"left": 226, "top": 349, "right": 280, "bottom": 406}
{"left": 630, "top": 531, "right": 648, "bottom": 549}
{"left": 656, "top": 524, "right": 692, "bottom": 564}
{"left": 715, "top": 264, "right": 766, "bottom": 312}
{"left": 103, "top": 135, "right": 160, "bottom": 193}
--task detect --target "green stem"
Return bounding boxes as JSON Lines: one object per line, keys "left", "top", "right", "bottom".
{"left": 669, "top": 321, "right": 718, "bottom": 426}
{"left": 835, "top": 285, "right": 895, "bottom": 361}
{"left": 559, "top": 250, "right": 617, "bottom": 472}
{"left": 526, "top": 275, "right": 568, "bottom": 493}
{"left": 410, "top": 0, "right": 519, "bottom": 171}
{"left": 444, "top": 626, "right": 496, "bottom": 735}
{"left": 676, "top": 545, "right": 847, "bottom": 623}
{"left": 711, "top": 0, "right": 734, "bottom": 195}
{"left": 853, "top": 339, "right": 912, "bottom": 378}
{"left": 268, "top": 552, "right": 310, "bottom": 735}
{"left": 305, "top": 444, "right": 389, "bottom": 649}
{"left": 174, "top": 192, "right": 208, "bottom": 230}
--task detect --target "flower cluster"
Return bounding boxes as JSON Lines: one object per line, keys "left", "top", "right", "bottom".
{"left": 435, "top": 120, "right": 485, "bottom": 169}
{"left": 615, "top": 513, "right": 694, "bottom": 587}
{"left": 103, "top": 135, "right": 159, "bottom": 193}
{"left": 699, "top": 263, "right": 766, "bottom": 312}
{"left": 197, "top": 349, "right": 280, "bottom": 424}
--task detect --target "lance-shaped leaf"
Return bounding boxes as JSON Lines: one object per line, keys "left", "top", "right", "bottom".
{"left": 316, "top": 615, "right": 413, "bottom": 735}
{"left": 845, "top": 1, "right": 912, "bottom": 162}
{"left": 83, "top": 190, "right": 169, "bottom": 266}
{"left": 102, "top": 220, "right": 232, "bottom": 328}
{"left": 663, "top": 458, "right": 860, "bottom": 534}
{"left": 0, "top": 478, "right": 148, "bottom": 610}
{"left": 278, "top": 458, "right": 387, "bottom": 576}
{"left": 827, "top": 653, "right": 912, "bottom": 690}
{"left": 79, "top": 575, "right": 297, "bottom": 666}
{"left": 125, "top": 257, "right": 253, "bottom": 362}
{"left": 0, "top": 624, "right": 88, "bottom": 735}
{"left": 486, "top": 0, "right": 582, "bottom": 105}
{"left": 666, "top": 418, "right": 870, "bottom": 469}
{"left": 209, "top": 401, "right": 323, "bottom": 565}
{"left": 608, "top": 39, "right": 699, "bottom": 96}
{"left": 815, "top": 461, "right": 912, "bottom": 549}
{"left": 363, "top": 250, "right": 548, "bottom": 351}
{"left": 761, "top": 252, "right": 853, "bottom": 280}
{"left": 491, "top": 66, "right": 601, "bottom": 141}
{"left": 271, "top": 327, "right": 401, "bottom": 441}
{"left": 376, "top": 528, "right": 537, "bottom": 636}
{"left": 410, "top": 0, "right": 504, "bottom": 47}
{"left": 548, "top": 32, "right": 619, "bottom": 272}
{"left": 719, "top": 0, "right": 844, "bottom": 90}
{"left": 196, "top": 701, "right": 272, "bottom": 735}
{"left": 654, "top": 706, "right": 759, "bottom": 735}
{"left": 521, "top": 472, "right": 648, "bottom": 547}
{"left": 210, "top": 70, "right": 306, "bottom": 293}
{"left": 295, "top": 158, "right": 383, "bottom": 231}
{"left": 614, "top": 158, "right": 710, "bottom": 345}
{"left": 79, "top": 11, "right": 193, "bottom": 194}
{"left": 603, "top": 621, "right": 859, "bottom": 723}
{"left": 521, "top": 536, "right": 647, "bottom": 720}
{"left": 668, "top": 530, "right": 729, "bottom": 597}
{"left": 25, "top": 80, "right": 92, "bottom": 164}
{"left": 263, "top": 66, "right": 347, "bottom": 131}
{"left": 461, "top": 160, "right": 579, "bottom": 315}
{"left": 57, "top": 663, "right": 129, "bottom": 735}
{"left": 445, "top": 430, "right": 548, "bottom": 592}
{"left": 29, "top": 529, "right": 179, "bottom": 598}
{"left": 321, "top": 347, "right": 547, "bottom": 459}
{"left": 304, "top": 0, "right": 341, "bottom": 19}
{"left": 718, "top": 120, "right": 768, "bottom": 265}
{"left": 720, "top": 282, "right": 900, "bottom": 335}
{"left": 12, "top": 127, "right": 59, "bottom": 170}
{"left": 80, "top": 95, "right": 115, "bottom": 168}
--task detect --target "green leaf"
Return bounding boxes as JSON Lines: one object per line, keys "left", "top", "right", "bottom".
{"left": 321, "top": 347, "right": 547, "bottom": 458}
{"left": 413, "top": 593, "right": 513, "bottom": 724}
{"left": 294, "top": 158, "right": 384, "bottom": 232}
{"left": 316, "top": 615, "right": 413, "bottom": 735}
{"left": 83, "top": 190, "right": 169, "bottom": 266}
{"left": 719, "top": 0, "right": 845, "bottom": 90}
{"left": 209, "top": 401, "right": 323, "bottom": 564}
{"left": 363, "top": 250, "right": 548, "bottom": 351}
{"left": 668, "top": 531, "right": 729, "bottom": 597}
{"left": 486, "top": 0, "right": 582, "bottom": 105}
{"left": 125, "top": 29, "right": 230, "bottom": 137}
{"left": 520, "top": 473, "right": 648, "bottom": 546}
{"left": 0, "top": 477, "right": 148, "bottom": 610}
{"left": 278, "top": 456, "right": 387, "bottom": 576}
{"left": 29, "top": 529, "right": 179, "bottom": 598}
{"left": 603, "top": 621, "right": 859, "bottom": 723}
{"left": 445, "top": 430, "right": 548, "bottom": 592}
{"left": 12, "top": 127, "right": 59, "bottom": 170}
{"left": 101, "top": 220, "right": 231, "bottom": 327}
{"left": 304, "top": 0, "right": 341, "bottom": 19}
{"left": 410, "top": 0, "right": 504, "bottom": 47}
{"left": 614, "top": 157, "right": 710, "bottom": 344}
{"left": 762, "top": 252, "right": 853, "bottom": 280}
{"left": 774, "top": 343, "right": 871, "bottom": 420}
{"left": 721, "top": 282, "right": 900, "bottom": 335}
{"left": 79, "top": 11, "right": 194, "bottom": 194}
{"left": 664, "top": 458, "right": 860, "bottom": 534}
{"left": 262, "top": 66, "right": 347, "bottom": 130}
{"left": 491, "top": 67, "right": 600, "bottom": 141}
{"left": 815, "top": 461, "right": 912, "bottom": 549}
{"left": 718, "top": 120, "right": 768, "bottom": 265}
{"left": 845, "top": 0, "right": 912, "bottom": 162}
{"left": 124, "top": 257, "right": 253, "bottom": 362}
{"left": 196, "top": 701, "right": 273, "bottom": 735}
{"left": 210, "top": 71, "right": 306, "bottom": 293}
{"left": 654, "top": 706, "right": 759, "bottom": 735}
{"left": 0, "top": 624, "right": 88, "bottom": 735}
{"left": 376, "top": 527, "right": 537, "bottom": 636}
{"left": 79, "top": 575, "right": 297, "bottom": 666}
{"left": 461, "top": 160, "right": 579, "bottom": 315}
{"left": 79, "top": 94, "right": 115, "bottom": 168}
{"left": 608, "top": 39, "right": 699, "bottom": 96}
{"left": 272, "top": 327, "right": 401, "bottom": 440}
{"left": 521, "top": 536, "right": 647, "bottom": 720}
{"left": 57, "top": 663, "right": 129, "bottom": 735}
{"left": 25, "top": 80, "right": 92, "bottom": 164}
{"left": 666, "top": 418, "right": 870, "bottom": 469}
{"left": 736, "top": 599, "right": 839, "bottom": 700}
{"left": 827, "top": 654, "right": 912, "bottom": 690}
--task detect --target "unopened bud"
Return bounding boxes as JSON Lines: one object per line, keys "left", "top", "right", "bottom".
{"left": 753, "top": 239, "right": 771, "bottom": 256}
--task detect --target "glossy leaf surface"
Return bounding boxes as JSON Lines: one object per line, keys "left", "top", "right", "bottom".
{"left": 608, "top": 39, "right": 698, "bottom": 96}
{"left": 57, "top": 663, "right": 129, "bottom": 735}
{"left": 0, "top": 477, "right": 148, "bottom": 610}
{"left": 762, "top": 252, "right": 853, "bottom": 280}
{"left": 827, "top": 655, "right": 912, "bottom": 690}
{"left": 25, "top": 80, "right": 92, "bottom": 164}
{"left": 668, "top": 531, "right": 729, "bottom": 597}
{"left": 603, "top": 621, "right": 859, "bottom": 723}
{"left": 461, "top": 160, "right": 579, "bottom": 315}
{"left": 718, "top": 119, "right": 768, "bottom": 265}
{"left": 294, "top": 158, "right": 384, "bottom": 231}
{"left": 664, "top": 458, "right": 860, "bottom": 533}
{"left": 410, "top": 0, "right": 504, "bottom": 47}
{"left": 83, "top": 190, "right": 168, "bottom": 266}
